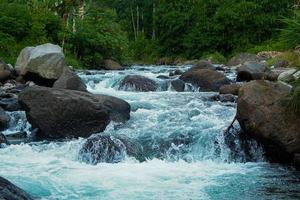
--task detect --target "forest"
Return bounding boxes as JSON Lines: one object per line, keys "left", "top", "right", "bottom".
{"left": 0, "top": 0, "right": 298, "bottom": 68}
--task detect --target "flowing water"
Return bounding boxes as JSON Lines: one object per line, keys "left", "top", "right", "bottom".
{"left": 0, "top": 65, "right": 300, "bottom": 200}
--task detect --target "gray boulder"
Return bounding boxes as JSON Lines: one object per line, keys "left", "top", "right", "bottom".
{"left": 119, "top": 75, "right": 158, "bottom": 92}
{"left": 237, "top": 61, "right": 267, "bottom": 81}
{"left": 0, "top": 61, "right": 13, "bottom": 82}
{"left": 15, "top": 43, "right": 66, "bottom": 85}
{"left": 19, "top": 86, "right": 130, "bottom": 139}
{"left": 53, "top": 67, "right": 87, "bottom": 92}
{"left": 103, "top": 59, "right": 123, "bottom": 70}
{"left": 227, "top": 53, "right": 263, "bottom": 66}
{"left": 237, "top": 80, "right": 300, "bottom": 162}
{"left": 0, "top": 176, "right": 33, "bottom": 200}
{"left": 180, "top": 69, "right": 231, "bottom": 92}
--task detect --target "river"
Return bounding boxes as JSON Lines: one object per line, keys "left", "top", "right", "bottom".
{"left": 0, "top": 65, "right": 300, "bottom": 199}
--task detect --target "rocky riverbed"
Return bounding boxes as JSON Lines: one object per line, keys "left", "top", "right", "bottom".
{"left": 0, "top": 44, "right": 300, "bottom": 199}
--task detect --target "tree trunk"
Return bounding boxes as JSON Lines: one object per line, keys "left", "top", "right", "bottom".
{"left": 131, "top": 6, "right": 137, "bottom": 40}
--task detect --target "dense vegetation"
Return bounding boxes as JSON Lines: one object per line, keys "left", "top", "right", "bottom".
{"left": 0, "top": 0, "right": 297, "bottom": 68}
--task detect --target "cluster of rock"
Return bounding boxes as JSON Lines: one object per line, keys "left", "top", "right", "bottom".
{"left": 0, "top": 43, "right": 131, "bottom": 196}
{"left": 0, "top": 43, "right": 131, "bottom": 141}
{"left": 224, "top": 52, "right": 300, "bottom": 168}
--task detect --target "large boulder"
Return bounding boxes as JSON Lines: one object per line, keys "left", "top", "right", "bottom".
{"left": 15, "top": 43, "right": 66, "bottom": 86}
{"left": 237, "top": 61, "right": 268, "bottom": 81}
{"left": 53, "top": 67, "right": 87, "bottom": 92}
{"left": 119, "top": 75, "right": 158, "bottom": 92}
{"left": 227, "top": 53, "right": 263, "bottom": 66}
{"left": 79, "top": 134, "right": 144, "bottom": 164}
{"left": 0, "top": 61, "right": 13, "bottom": 82}
{"left": 180, "top": 69, "right": 231, "bottom": 92}
{"left": 103, "top": 59, "right": 123, "bottom": 70}
{"left": 237, "top": 80, "right": 300, "bottom": 162}
{"left": 19, "top": 86, "right": 130, "bottom": 139}
{"left": 0, "top": 107, "right": 9, "bottom": 131}
{"left": 0, "top": 176, "right": 33, "bottom": 200}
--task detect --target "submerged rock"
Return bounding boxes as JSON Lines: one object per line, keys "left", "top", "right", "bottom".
{"left": 15, "top": 43, "right": 66, "bottom": 86}
{"left": 119, "top": 75, "right": 158, "bottom": 92}
{"left": 0, "top": 176, "right": 33, "bottom": 200}
{"left": 180, "top": 69, "right": 231, "bottom": 92}
{"left": 237, "top": 80, "right": 299, "bottom": 162}
{"left": 53, "top": 67, "right": 87, "bottom": 92}
{"left": 79, "top": 134, "right": 144, "bottom": 164}
{"left": 19, "top": 86, "right": 130, "bottom": 139}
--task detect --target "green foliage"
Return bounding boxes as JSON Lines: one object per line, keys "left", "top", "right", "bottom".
{"left": 0, "top": 0, "right": 296, "bottom": 67}
{"left": 280, "top": 10, "right": 300, "bottom": 49}
{"left": 201, "top": 52, "right": 226, "bottom": 64}
{"left": 289, "top": 79, "right": 300, "bottom": 115}
{"left": 128, "top": 34, "right": 160, "bottom": 64}
{"left": 68, "top": 6, "right": 129, "bottom": 68}
{"left": 280, "top": 51, "right": 300, "bottom": 68}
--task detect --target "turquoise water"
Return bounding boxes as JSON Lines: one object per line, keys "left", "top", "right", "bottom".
{"left": 0, "top": 65, "right": 300, "bottom": 199}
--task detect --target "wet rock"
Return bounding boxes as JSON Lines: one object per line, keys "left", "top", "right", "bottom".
{"left": 180, "top": 69, "right": 231, "bottom": 92}
{"left": 190, "top": 60, "right": 215, "bottom": 71}
{"left": 211, "top": 94, "right": 236, "bottom": 103}
{"left": 119, "top": 75, "right": 158, "bottom": 92}
{"left": 294, "top": 154, "right": 300, "bottom": 170}
{"left": 227, "top": 53, "right": 263, "bottom": 66}
{"left": 237, "top": 80, "right": 299, "bottom": 163}
{"left": 156, "top": 75, "right": 170, "bottom": 79}
{"left": 219, "top": 84, "right": 241, "bottom": 96}
{"left": 169, "top": 69, "right": 183, "bottom": 76}
{"left": 53, "top": 67, "right": 87, "bottom": 92}
{"left": 0, "top": 98, "right": 20, "bottom": 111}
{"left": 15, "top": 43, "right": 66, "bottom": 86}
{"left": 171, "top": 79, "right": 185, "bottom": 92}
{"left": 237, "top": 61, "right": 268, "bottom": 81}
{"left": 79, "top": 134, "right": 144, "bottom": 164}
{"left": 19, "top": 86, "right": 130, "bottom": 139}
{"left": 0, "top": 60, "right": 13, "bottom": 82}
{"left": 0, "top": 107, "right": 9, "bottom": 131}
{"left": 0, "top": 133, "right": 8, "bottom": 146}
{"left": 0, "top": 176, "right": 33, "bottom": 200}
{"left": 4, "top": 132, "right": 28, "bottom": 145}
{"left": 103, "top": 59, "right": 123, "bottom": 70}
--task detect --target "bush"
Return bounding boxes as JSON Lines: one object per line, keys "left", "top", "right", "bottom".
{"left": 280, "top": 10, "right": 300, "bottom": 49}
{"left": 201, "top": 52, "right": 226, "bottom": 64}
{"left": 128, "top": 34, "right": 160, "bottom": 64}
